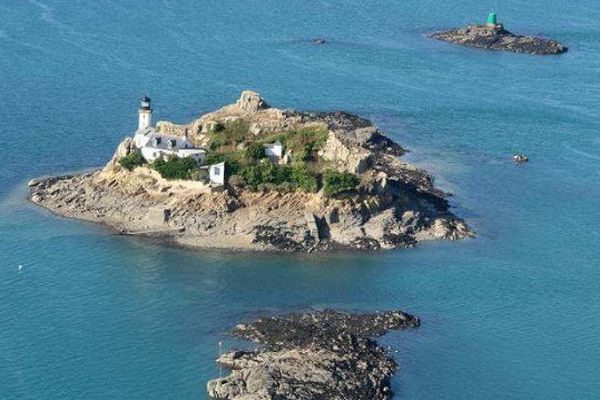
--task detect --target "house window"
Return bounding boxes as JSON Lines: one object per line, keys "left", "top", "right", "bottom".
{"left": 213, "top": 167, "right": 220, "bottom": 175}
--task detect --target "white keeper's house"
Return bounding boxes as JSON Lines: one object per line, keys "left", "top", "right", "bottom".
{"left": 133, "top": 96, "right": 207, "bottom": 163}
{"left": 130, "top": 96, "right": 226, "bottom": 186}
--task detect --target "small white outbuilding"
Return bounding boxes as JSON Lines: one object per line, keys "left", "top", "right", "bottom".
{"left": 263, "top": 141, "right": 283, "bottom": 158}
{"left": 209, "top": 162, "right": 225, "bottom": 186}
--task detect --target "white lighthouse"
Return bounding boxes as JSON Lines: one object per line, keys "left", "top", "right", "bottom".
{"left": 138, "top": 95, "right": 152, "bottom": 130}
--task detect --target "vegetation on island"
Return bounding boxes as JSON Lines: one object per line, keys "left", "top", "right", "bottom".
{"left": 323, "top": 170, "right": 360, "bottom": 197}
{"left": 127, "top": 118, "right": 359, "bottom": 196}
{"left": 199, "top": 120, "right": 333, "bottom": 193}
{"left": 152, "top": 157, "right": 200, "bottom": 180}
{"left": 119, "top": 150, "right": 146, "bottom": 171}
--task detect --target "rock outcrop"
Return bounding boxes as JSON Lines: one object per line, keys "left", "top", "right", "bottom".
{"left": 207, "top": 310, "right": 420, "bottom": 400}
{"left": 430, "top": 24, "right": 567, "bottom": 55}
{"left": 28, "top": 91, "right": 472, "bottom": 252}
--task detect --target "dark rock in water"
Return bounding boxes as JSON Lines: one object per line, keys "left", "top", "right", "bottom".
{"left": 312, "top": 37, "right": 326, "bottom": 44}
{"left": 513, "top": 154, "right": 529, "bottom": 164}
{"left": 207, "top": 309, "right": 420, "bottom": 400}
{"left": 430, "top": 24, "right": 567, "bottom": 55}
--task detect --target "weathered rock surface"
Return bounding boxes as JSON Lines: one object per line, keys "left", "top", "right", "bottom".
{"left": 28, "top": 91, "right": 472, "bottom": 252}
{"left": 207, "top": 310, "right": 420, "bottom": 400}
{"left": 430, "top": 24, "right": 567, "bottom": 55}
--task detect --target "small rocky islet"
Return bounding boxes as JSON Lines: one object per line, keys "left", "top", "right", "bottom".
{"left": 207, "top": 309, "right": 420, "bottom": 400}
{"left": 28, "top": 91, "right": 471, "bottom": 252}
{"left": 430, "top": 12, "right": 568, "bottom": 55}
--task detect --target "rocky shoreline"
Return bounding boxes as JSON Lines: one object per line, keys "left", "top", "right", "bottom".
{"left": 430, "top": 25, "right": 567, "bottom": 55}
{"left": 28, "top": 91, "right": 472, "bottom": 252}
{"left": 207, "top": 310, "right": 420, "bottom": 400}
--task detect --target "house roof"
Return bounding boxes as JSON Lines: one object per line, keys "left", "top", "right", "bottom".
{"left": 135, "top": 128, "right": 206, "bottom": 152}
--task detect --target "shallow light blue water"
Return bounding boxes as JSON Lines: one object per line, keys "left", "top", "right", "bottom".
{"left": 1, "top": 0, "right": 599, "bottom": 398}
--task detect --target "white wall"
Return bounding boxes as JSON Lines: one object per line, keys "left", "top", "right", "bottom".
{"left": 264, "top": 143, "right": 283, "bottom": 158}
{"left": 140, "top": 147, "right": 164, "bottom": 162}
{"left": 178, "top": 148, "right": 206, "bottom": 161}
{"left": 209, "top": 162, "right": 225, "bottom": 186}
{"left": 133, "top": 133, "right": 151, "bottom": 148}
{"left": 138, "top": 110, "right": 152, "bottom": 130}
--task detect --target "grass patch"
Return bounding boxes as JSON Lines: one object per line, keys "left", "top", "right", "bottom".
{"left": 208, "top": 119, "right": 250, "bottom": 151}
{"left": 322, "top": 169, "right": 359, "bottom": 197}
{"left": 284, "top": 126, "right": 328, "bottom": 162}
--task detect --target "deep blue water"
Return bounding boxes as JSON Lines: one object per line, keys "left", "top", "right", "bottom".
{"left": 1, "top": 0, "right": 599, "bottom": 398}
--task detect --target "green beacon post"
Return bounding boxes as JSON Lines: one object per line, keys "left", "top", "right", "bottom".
{"left": 487, "top": 12, "right": 497, "bottom": 26}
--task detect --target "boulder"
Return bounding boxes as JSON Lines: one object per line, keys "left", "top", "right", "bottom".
{"left": 105, "top": 137, "right": 133, "bottom": 169}
{"left": 236, "top": 91, "right": 269, "bottom": 113}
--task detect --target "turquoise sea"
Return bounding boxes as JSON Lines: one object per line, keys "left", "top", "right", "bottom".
{"left": 1, "top": 0, "right": 599, "bottom": 398}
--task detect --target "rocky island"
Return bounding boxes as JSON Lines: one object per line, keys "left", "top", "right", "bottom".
{"left": 430, "top": 13, "right": 567, "bottom": 55}
{"left": 28, "top": 91, "right": 471, "bottom": 252}
{"left": 207, "top": 309, "right": 420, "bottom": 400}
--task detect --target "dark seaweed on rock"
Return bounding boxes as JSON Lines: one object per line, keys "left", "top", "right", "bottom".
{"left": 207, "top": 310, "right": 420, "bottom": 400}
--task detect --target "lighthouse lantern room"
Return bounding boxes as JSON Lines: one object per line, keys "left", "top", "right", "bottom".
{"left": 138, "top": 95, "right": 152, "bottom": 130}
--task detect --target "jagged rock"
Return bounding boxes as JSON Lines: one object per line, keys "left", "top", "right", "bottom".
{"left": 319, "top": 131, "right": 373, "bottom": 173}
{"left": 236, "top": 90, "right": 269, "bottom": 112}
{"left": 105, "top": 137, "right": 132, "bottom": 170}
{"left": 207, "top": 310, "right": 420, "bottom": 400}
{"left": 155, "top": 120, "right": 186, "bottom": 136}
{"left": 28, "top": 178, "right": 41, "bottom": 187}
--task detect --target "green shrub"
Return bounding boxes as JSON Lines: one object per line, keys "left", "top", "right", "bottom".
{"left": 291, "top": 163, "right": 318, "bottom": 192}
{"left": 209, "top": 136, "right": 230, "bottom": 151}
{"left": 119, "top": 151, "right": 146, "bottom": 171}
{"left": 240, "top": 164, "right": 263, "bottom": 187}
{"left": 273, "top": 164, "right": 292, "bottom": 184}
{"left": 203, "top": 153, "right": 226, "bottom": 166}
{"left": 224, "top": 159, "right": 241, "bottom": 177}
{"left": 152, "top": 156, "right": 198, "bottom": 180}
{"left": 245, "top": 142, "right": 265, "bottom": 160}
{"left": 240, "top": 162, "right": 292, "bottom": 188}
{"left": 322, "top": 169, "right": 359, "bottom": 197}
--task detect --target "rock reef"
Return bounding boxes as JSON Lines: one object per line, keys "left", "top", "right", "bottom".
{"left": 430, "top": 24, "right": 567, "bottom": 55}
{"left": 28, "top": 91, "right": 472, "bottom": 252}
{"left": 207, "top": 310, "right": 420, "bottom": 400}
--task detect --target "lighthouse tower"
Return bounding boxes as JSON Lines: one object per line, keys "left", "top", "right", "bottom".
{"left": 138, "top": 95, "right": 152, "bottom": 130}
